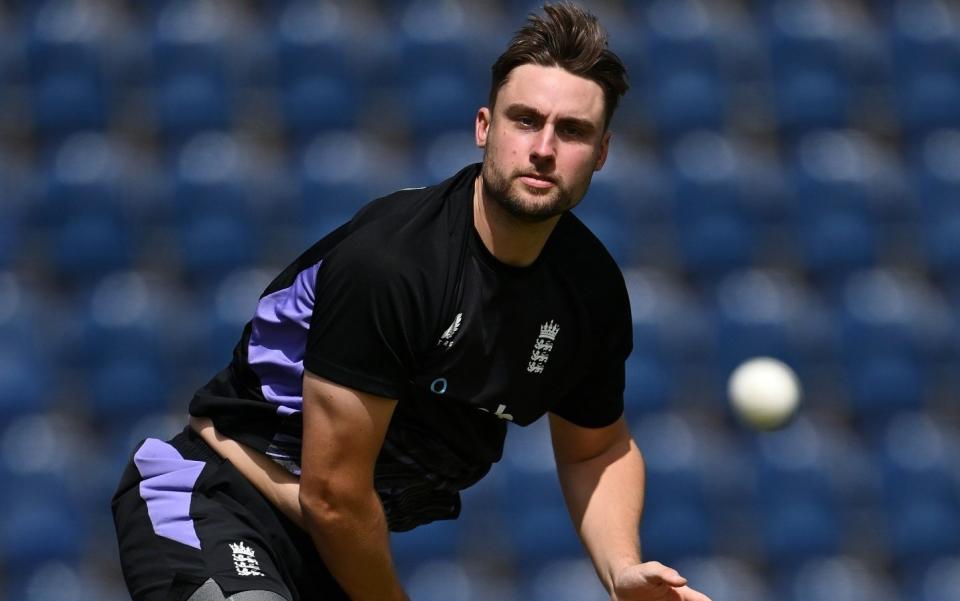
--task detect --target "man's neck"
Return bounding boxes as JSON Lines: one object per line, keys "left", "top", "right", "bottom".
{"left": 472, "top": 176, "right": 562, "bottom": 268}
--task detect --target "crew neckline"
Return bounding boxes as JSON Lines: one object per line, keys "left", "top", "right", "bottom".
{"left": 466, "top": 176, "right": 562, "bottom": 276}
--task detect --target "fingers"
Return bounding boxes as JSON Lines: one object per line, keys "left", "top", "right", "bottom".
{"left": 678, "top": 585, "right": 713, "bottom": 601}
{"left": 641, "top": 561, "right": 688, "bottom": 588}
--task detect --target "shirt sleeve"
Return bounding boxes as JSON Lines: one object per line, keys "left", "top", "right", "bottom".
{"left": 550, "top": 277, "right": 633, "bottom": 428}
{"left": 304, "top": 241, "right": 426, "bottom": 400}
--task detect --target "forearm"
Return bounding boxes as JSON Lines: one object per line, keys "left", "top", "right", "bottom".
{"left": 190, "top": 417, "right": 304, "bottom": 526}
{"left": 557, "top": 436, "right": 646, "bottom": 593}
{"left": 193, "top": 416, "right": 408, "bottom": 600}
{"left": 301, "top": 488, "right": 409, "bottom": 601}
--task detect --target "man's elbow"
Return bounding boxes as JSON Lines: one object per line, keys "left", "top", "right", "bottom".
{"left": 299, "top": 478, "right": 371, "bottom": 528}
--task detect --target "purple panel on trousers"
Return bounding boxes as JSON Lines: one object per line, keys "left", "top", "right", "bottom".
{"left": 248, "top": 261, "right": 322, "bottom": 413}
{"left": 134, "top": 438, "right": 205, "bottom": 549}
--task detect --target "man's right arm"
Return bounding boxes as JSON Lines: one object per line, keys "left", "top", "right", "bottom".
{"left": 193, "top": 370, "right": 408, "bottom": 601}
{"left": 297, "top": 369, "right": 409, "bottom": 601}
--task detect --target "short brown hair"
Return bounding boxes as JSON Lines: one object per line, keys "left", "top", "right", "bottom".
{"left": 489, "top": 2, "right": 629, "bottom": 129}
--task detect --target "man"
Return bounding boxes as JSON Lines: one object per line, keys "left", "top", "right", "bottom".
{"left": 112, "top": 4, "right": 711, "bottom": 601}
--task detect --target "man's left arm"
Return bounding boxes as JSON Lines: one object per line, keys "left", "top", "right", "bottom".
{"left": 549, "top": 413, "right": 712, "bottom": 601}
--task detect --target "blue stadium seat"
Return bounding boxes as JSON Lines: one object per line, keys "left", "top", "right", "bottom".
{"left": 0, "top": 349, "right": 46, "bottom": 418}
{"left": 406, "top": 132, "right": 479, "bottom": 188}
{"left": 799, "top": 210, "right": 877, "bottom": 283}
{"left": 623, "top": 353, "right": 672, "bottom": 416}
{"left": 34, "top": 132, "right": 128, "bottom": 221}
{"left": 762, "top": 2, "right": 852, "bottom": 136}
{"left": 173, "top": 173, "right": 249, "bottom": 223}
{"left": 777, "top": 556, "right": 897, "bottom": 601}
{"left": 667, "top": 134, "right": 759, "bottom": 282}
{"left": 673, "top": 557, "right": 770, "bottom": 601}
{"left": 406, "top": 74, "right": 480, "bottom": 143}
{"left": 525, "top": 559, "right": 608, "bottom": 601}
{"left": 634, "top": 413, "right": 714, "bottom": 561}
{"left": 0, "top": 22, "right": 26, "bottom": 87}
{"left": 751, "top": 419, "right": 844, "bottom": 565}
{"left": 774, "top": 67, "right": 850, "bottom": 136}
{"left": 299, "top": 178, "right": 369, "bottom": 219}
{"left": 641, "top": 1, "right": 727, "bottom": 137}
{"left": 390, "top": 519, "right": 464, "bottom": 571}
{"left": 641, "top": 0, "right": 721, "bottom": 76}
{"left": 677, "top": 213, "right": 754, "bottom": 281}
{"left": 53, "top": 213, "right": 133, "bottom": 285}
{"left": 712, "top": 270, "right": 806, "bottom": 374}
{"left": 503, "top": 474, "right": 583, "bottom": 566}
{"left": 919, "top": 558, "right": 960, "bottom": 601}
{"left": 295, "top": 129, "right": 400, "bottom": 206}
{"left": 90, "top": 354, "right": 170, "bottom": 424}
{"left": 847, "top": 353, "right": 925, "bottom": 423}
{"left": 649, "top": 71, "right": 726, "bottom": 137}
{"left": 24, "top": 13, "right": 111, "bottom": 139}
{"left": 887, "top": 496, "right": 960, "bottom": 571}
{"left": 888, "top": 3, "right": 960, "bottom": 137}
{"left": 835, "top": 268, "right": 957, "bottom": 364}
{"left": 629, "top": 273, "right": 717, "bottom": 363}
{"left": 875, "top": 412, "right": 959, "bottom": 509}
{"left": 500, "top": 420, "right": 583, "bottom": 566}
{"left": 887, "top": 0, "right": 960, "bottom": 75}
{"left": 0, "top": 205, "right": 20, "bottom": 269}
{"left": 0, "top": 489, "right": 82, "bottom": 569}
{"left": 668, "top": 132, "right": 745, "bottom": 223}
{"left": 642, "top": 480, "right": 714, "bottom": 562}
{"left": 177, "top": 213, "right": 257, "bottom": 283}
{"left": 148, "top": 3, "right": 237, "bottom": 142}
{"left": 169, "top": 135, "right": 260, "bottom": 284}
{"left": 911, "top": 131, "right": 960, "bottom": 283}
{"left": 758, "top": 494, "right": 843, "bottom": 572}
{"left": 281, "top": 75, "right": 359, "bottom": 142}
{"left": 895, "top": 69, "right": 960, "bottom": 137}
{"left": 155, "top": 70, "right": 233, "bottom": 140}
{"left": 912, "top": 130, "right": 960, "bottom": 213}
{"left": 838, "top": 273, "right": 916, "bottom": 360}
{"left": 789, "top": 134, "right": 879, "bottom": 217}
{"left": 271, "top": 0, "right": 353, "bottom": 85}
{"left": 761, "top": 494, "right": 842, "bottom": 565}
{"left": 401, "top": 560, "right": 498, "bottom": 601}
{"left": 924, "top": 211, "right": 960, "bottom": 279}
{"left": 31, "top": 68, "right": 109, "bottom": 138}
{"left": 391, "top": 32, "right": 481, "bottom": 86}
{"left": 301, "top": 203, "right": 359, "bottom": 249}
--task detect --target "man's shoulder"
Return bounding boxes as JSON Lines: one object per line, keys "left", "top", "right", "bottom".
{"left": 322, "top": 165, "right": 478, "bottom": 286}
{"left": 351, "top": 164, "right": 479, "bottom": 230}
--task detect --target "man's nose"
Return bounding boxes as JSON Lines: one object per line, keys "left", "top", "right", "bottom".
{"left": 530, "top": 127, "right": 557, "bottom": 162}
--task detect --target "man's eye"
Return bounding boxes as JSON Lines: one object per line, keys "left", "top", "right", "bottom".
{"left": 562, "top": 126, "right": 583, "bottom": 137}
{"left": 517, "top": 116, "right": 535, "bottom": 127}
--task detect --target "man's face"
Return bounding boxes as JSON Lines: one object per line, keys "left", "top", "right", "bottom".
{"left": 476, "top": 63, "right": 610, "bottom": 223}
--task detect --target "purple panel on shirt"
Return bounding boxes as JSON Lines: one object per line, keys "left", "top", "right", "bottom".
{"left": 248, "top": 261, "right": 321, "bottom": 413}
{"left": 134, "top": 438, "right": 204, "bottom": 549}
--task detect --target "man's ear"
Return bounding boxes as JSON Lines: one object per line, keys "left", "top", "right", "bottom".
{"left": 595, "top": 130, "right": 611, "bottom": 171}
{"left": 476, "top": 107, "right": 491, "bottom": 148}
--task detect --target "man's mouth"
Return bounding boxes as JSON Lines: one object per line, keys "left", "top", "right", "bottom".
{"left": 518, "top": 173, "right": 556, "bottom": 189}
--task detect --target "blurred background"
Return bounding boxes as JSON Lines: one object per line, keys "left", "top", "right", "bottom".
{"left": 0, "top": 0, "right": 959, "bottom": 600}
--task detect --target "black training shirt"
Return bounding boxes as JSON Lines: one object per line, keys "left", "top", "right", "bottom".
{"left": 190, "top": 163, "right": 633, "bottom": 530}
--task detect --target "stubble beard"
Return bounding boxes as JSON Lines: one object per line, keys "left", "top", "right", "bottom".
{"left": 480, "top": 157, "right": 577, "bottom": 224}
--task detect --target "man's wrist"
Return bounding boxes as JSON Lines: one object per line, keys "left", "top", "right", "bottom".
{"left": 606, "top": 554, "right": 641, "bottom": 589}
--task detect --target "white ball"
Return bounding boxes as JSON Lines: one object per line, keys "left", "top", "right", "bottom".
{"left": 727, "top": 357, "right": 801, "bottom": 430}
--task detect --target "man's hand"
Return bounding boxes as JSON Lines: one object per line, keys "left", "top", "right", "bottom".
{"left": 612, "top": 562, "right": 712, "bottom": 601}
